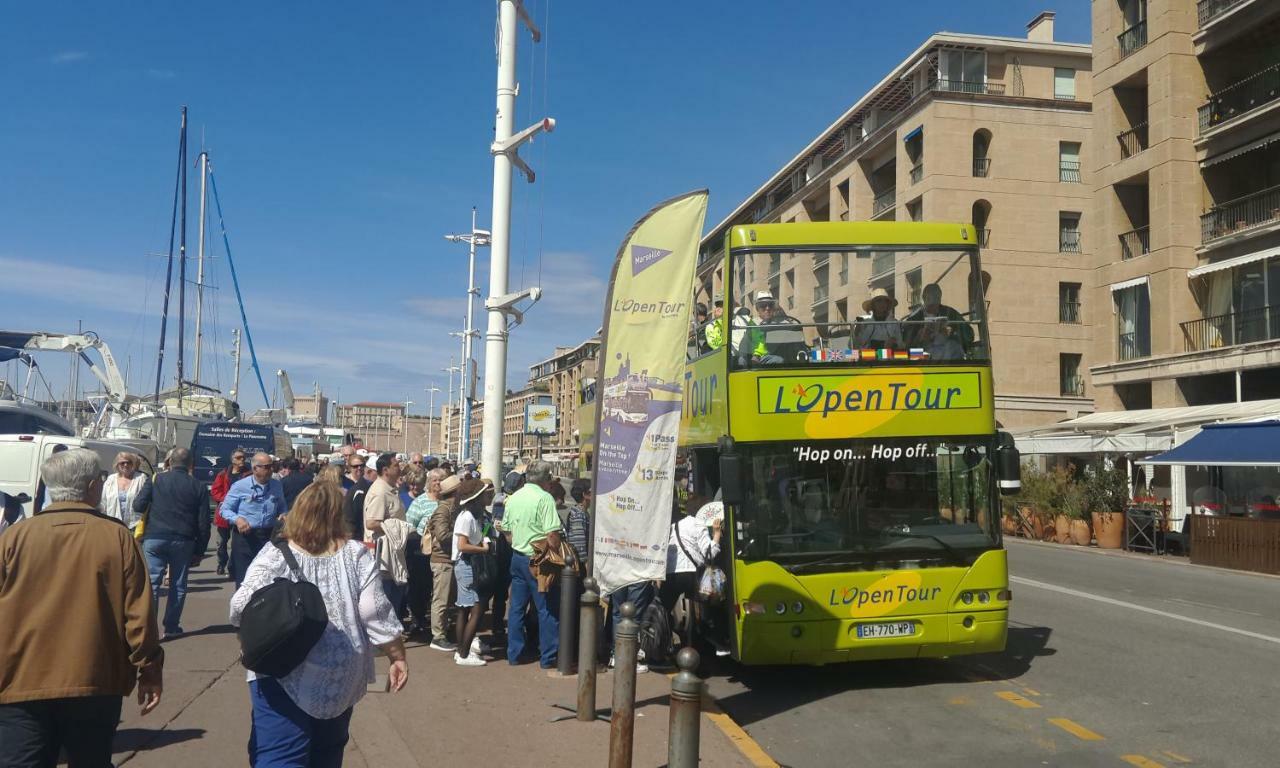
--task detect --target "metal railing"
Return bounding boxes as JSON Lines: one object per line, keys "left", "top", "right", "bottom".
{"left": 937, "top": 80, "right": 1007, "bottom": 96}
{"left": 1117, "top": 121, "right": 1149, "bottom": 158}
{"left": 1118, "top": 20, "right": 1148, "bottom": 59}
{"left": 1119, "top": 226, "right": 1150, "bottom": 259}
{"left": 1198, "top": 0, "right": 1249, "bottom": 28}
{"left": 1060, "top": 160, "right": 1081, "bottom": 183}
{"left": 1197, "top": 62, "right": 1280, "bottom": 135}
{"left": 1060, "top": 301, "right": 1081, "bottom": 324}
{"left": 1181, "top": 305, "right": 1279, "bottom": 351}
{"left": 910, "top": 163, "right": 923, "bottom": 184}
{"left": 872, "top": 188, "right": 896, "bottom": 215}
{"left": 977, "top": 228, "right": 991, "bottom": 248}
{"left": 1060, "top": 230, "right": 1082, "bottom": 253}
{"left": 973, "top": 157, "right": 991, "bottom": 177}
{"left": 812, "top": 285, "right": 829, "bottom": 305}
{"left": 1118, "top": 331, "right": 1148, "bottom": 361}
{"left": 1060, "top": 374, "right": 1086, "bottom": 397}
{"left": 1200, "top": 184, "right": 1280, "bottom": 243}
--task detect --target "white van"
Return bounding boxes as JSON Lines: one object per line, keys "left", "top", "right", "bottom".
{"left": 0, "top": 434, "right": 158, "bottom": 522}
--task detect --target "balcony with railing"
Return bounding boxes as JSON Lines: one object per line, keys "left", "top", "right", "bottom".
{"left": 870, "top": 251, "right": 895, "bottom": 279}
{"left": 936, "top": 80, "right": 1007, "bottom": 97}
{"left": 1198, "top": 0, "right": 1249, "bottom": 28}
{"left": 1119, "top": 226, "right": 1150, "bottom": 259}
{"left": 1181, "top": 305, "right": 1280, "bottom": 351}
{"left": 812, "top": 284, "right": 830, "bottom": 306}
{"left": 1118, "top": 332, "right": 1148, "bottom": 361}
{"left": 1201, "top": 184, "right": 1280, "bottom": 243}
{"left": 1060, "top": 374, "right": 1086, "bottom": 397}
{"left": 910, "top": 163, "right": 923, "bottom": 185}
{"left": 1060, "top": 230, "right": 1082, "bottom": 253}
{"left": 1197, "top": 62, "right": 1280, "bottom": 135}
{"left": 973, "top": 157, "right": 990, "bottom": 177}
{"left": 1060, "top": 160, "right": 1081, "bottom": 183}
{"left": 1118, "top": 20, "right": 1148, "bottom": 59}
{"left": 872, "top": 188, "right": 896, "bottom": 217}
{"left": 1117, "top": 121, "right": 1149, "bottom": 158}
{"left": 1060, "top": 301, "right": 1081, "bottom": 324}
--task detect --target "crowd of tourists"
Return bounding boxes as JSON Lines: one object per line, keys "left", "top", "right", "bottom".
{"left": 0, "top": 442, "right": 726, "bottom": 767}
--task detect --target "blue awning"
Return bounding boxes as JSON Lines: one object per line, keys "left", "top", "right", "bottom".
{"left": 902, "top": 125, "right": 923, "bottom": 143}
{"left": 1140, "top": 421, "right": 1280, "bottom": 466}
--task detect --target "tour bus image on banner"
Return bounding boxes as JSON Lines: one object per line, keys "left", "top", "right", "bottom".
{"left": 591, "top": 190, "right": 709, "bottom": 597}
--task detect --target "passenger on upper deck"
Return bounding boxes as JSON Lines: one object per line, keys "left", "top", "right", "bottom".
{"left": 693, "top": 302, "right": 711, "bottom": 354}
{"left": 748, "top": 290, "right": 805, "bottom": 366}
{"left": 852, "top": 289, "right": 904, "bottom": 350}
{"left": 903, "top": 283, "right": 973, "bottom": 361}
{"left": 705, "top": 293, "right": 726, "bottom": 350}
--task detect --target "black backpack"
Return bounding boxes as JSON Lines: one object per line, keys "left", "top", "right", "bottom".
{"left": 238, "top": 541, "right": 329, "bottom": 677}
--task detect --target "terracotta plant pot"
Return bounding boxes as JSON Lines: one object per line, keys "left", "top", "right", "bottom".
{"left": 1091, "top": 511, "right": 1102, "bottom": 535}
{"left": 1069, "top": 519, "right": 1092, "bottom": 546}
{"left": 1001, "top": 514, "right": 1016, "bottom": 536}
{"left": 1095, "top": 510, "right": 1125, "bottom": 549}
{"left": 1054, "top": 514, "right": 1072, "bottom": 544}
{"left": 1031, "top": 512, "right": 1047, "bottom": 540}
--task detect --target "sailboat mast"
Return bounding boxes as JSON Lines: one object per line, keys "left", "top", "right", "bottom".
{"left": 194, "top": 149, "right": 209, "bottom": 384}
{"left": 176, "top": 110, "right": 189, "bottom": 403}
{"left": 153, "top": 106, "right": 186, "bottom": 402}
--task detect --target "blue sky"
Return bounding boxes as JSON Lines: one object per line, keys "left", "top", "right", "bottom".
{"left": 0, "top": 1, "right": 1088, "bottom": 415}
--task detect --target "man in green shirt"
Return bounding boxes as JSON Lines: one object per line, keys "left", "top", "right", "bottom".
{"left": 499, "top": 460, "right": 564, "bottom": 668}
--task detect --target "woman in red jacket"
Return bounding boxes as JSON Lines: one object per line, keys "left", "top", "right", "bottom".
{"left": 210, "top": 449, "right": 250, "bottom": 577}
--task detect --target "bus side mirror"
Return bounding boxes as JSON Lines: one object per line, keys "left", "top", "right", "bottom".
{"left": 718, "top": 437, "right": 745, "bottom": 506}
{"left": 996, "top": 432, "right": 1021, "bottom": 497}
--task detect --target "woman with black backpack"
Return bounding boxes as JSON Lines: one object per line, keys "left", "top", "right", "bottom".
{"left": 230, "top": 482, "right": 408, "bottom": 766}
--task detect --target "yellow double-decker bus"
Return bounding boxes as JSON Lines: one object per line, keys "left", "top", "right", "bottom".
{"left": 681, "top": 221, "right": 1020, "bottom": 666}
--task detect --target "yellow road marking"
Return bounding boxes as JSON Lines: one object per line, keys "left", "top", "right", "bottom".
{"left": 961, "top": 670, "right": 993, "bottom": 684}
{"left": 1161, "top": 751, "right": 1193, "bottom": 764}
{"left": 701, "top": 694, "right": 780, "bottom": 768}
{"left": 1048, "top": 718, "right": 1104, "bottom": 741}
{"left": 995, "top": 690, "right": 1041, "bottom": 709}
{"left": 1022, "top": 686, "right": 1042, "bottom": 696}
{"left": 1121, "top": 756, "right": 1168, "bottom": 768}
{"left": 948, "top": 695, "right": 973, "bottom": 706}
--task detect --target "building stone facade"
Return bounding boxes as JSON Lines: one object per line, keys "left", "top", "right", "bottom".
{"left": 528, "top": 337, "right": 601, "bottom": 459}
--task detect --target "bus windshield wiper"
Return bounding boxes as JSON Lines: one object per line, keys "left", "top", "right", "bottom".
{"left": 785, "top": 551, "right": 868, "bottom": 573}
{"left": 878, "top": 529, "right": 969, "bottom": 564}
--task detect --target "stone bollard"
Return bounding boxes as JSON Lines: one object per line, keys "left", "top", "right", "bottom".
{"left": 667, "top": 647, "right": 702, "bottom": 768}
{"left": 558, "top": 560, "right": 578, "bottom": 676}
{"left": 577, "top": 576, "right": 600, "bottom": 721}
{"left": 608, "top": 601, "right": 639, "bottom": 768}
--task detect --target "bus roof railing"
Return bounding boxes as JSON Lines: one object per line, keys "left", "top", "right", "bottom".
{"left": 728, "top": 221, "right": 979, "bottom": 250}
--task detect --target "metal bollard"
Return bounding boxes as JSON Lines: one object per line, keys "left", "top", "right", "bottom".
{"left": 668, "top": 647, "right": 702, "bottom": 768}
{"left": 608, "top": 601, "right": 639, "bottom": 768}
{"left": 577, "top": 576, "right": 600, "bottom": 721}
{"left": 557, "top": 560, "right": 578, "bottom": 676}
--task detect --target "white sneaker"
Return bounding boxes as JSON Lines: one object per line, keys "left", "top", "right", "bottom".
{"left": 607, "top": 651, "right": 647, "bottom": 673}
{"left": 454, "top": 652, "right": 486, "bottom": 667}
{"left": 471, "top": 636, "right": 485, "bottom": 654}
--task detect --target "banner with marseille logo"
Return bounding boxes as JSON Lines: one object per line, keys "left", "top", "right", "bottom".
{"left": 591, "top": 190, "right": 708, "bottom": 596}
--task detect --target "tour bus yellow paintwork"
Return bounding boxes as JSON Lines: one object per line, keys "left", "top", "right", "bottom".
{"left": 680, "top": 220, "right": 1007, "bottom": 665}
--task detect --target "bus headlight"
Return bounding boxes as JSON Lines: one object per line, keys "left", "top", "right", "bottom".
{"left": 775, "top": 601, "right": 788, "bottom": 615}
{"left": 792, "top": 601, "right": 805, "bottom": 614}
{"left": 743, "top": 602, "right": 767, "bottom": 615}
{"left": 978, "top": 591, "right": 991, "bottom": 604}
{"left": 960, "top": 591, "right": 974, "bottom": 605}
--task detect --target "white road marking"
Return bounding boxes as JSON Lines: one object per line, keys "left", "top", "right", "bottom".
{"left": 1010, "top": 575, "right": 1280, "bottom": 647}
{"left": 1164, "top": 596, "right": 1262, "bottom": 617}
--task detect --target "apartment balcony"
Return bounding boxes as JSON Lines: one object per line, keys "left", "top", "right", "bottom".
{"left": 1117, "top": 121, "right": 1149, "bottom": 158}
{"left": 936, "top": 80, "right": 1006, "bottom": 97}
{"left": 1060, "top": 230, "right": 1082, "bottom": 253}
{"left": 870, "top": 252, "right": 895, "bottom": 279}
{"left": 872, "top": 188, "right": 896, "bottom": 217}
{"left": 972, "top": 158, "right": 990, "bottom": 177}
{"left": 1200, "top": 184, "right": 1280, "bottom": 244}
{"left": 1118, "top": 332, "right": 1148, "bottom": 361}
{"left": 1060, "top": 374, "right": 1086, "bottom": 397}
{"left": 909, "top": 163, "right": 923, "bottom": 185}
{"left": 1118, "top": 20, "right": 1148, "bottom": 60}
{"left": 1060, "top": 301, "right": 1081, "bottom": 324}
{"left": 1182, "top": 305, "right": 1280, "bottom": 351}
{"left": 1119, "top": 226, "right": 1150, "bottom": 260}
{"left": 1060, "top": 161, "right": 1082, "bottom": 183}
{"left": 812, "top": 285, "right": 830, "bottom": 306}
{"left": 1197, "top": 62, "right": 1280, "bottom": 135}
{"left": 1198, "top": 0, "right": 1250, "bottom": 27}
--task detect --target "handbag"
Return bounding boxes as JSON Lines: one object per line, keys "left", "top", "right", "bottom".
{"left": 237, "top": 541, "right": 330, "bottom": 677}
{"left": 468, "top": 548, "right": 500, "bottom": 592}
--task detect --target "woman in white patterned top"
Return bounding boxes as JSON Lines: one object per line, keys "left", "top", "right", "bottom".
{"left": 230, "top": 482, "right": 407, "bottom": 767}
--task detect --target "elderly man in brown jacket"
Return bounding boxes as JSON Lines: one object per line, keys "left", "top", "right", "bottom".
{"left": 0, "top": 447, "right": 163, "bottom": 766}
{"left": 426, "top": 474, "right": 462, "bottom": 652}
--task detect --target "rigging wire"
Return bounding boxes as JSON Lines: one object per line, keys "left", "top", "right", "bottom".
{"left": 153, "top": 111, "right": 185, "bottom": 401}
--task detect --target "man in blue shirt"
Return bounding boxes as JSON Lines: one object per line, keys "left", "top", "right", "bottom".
{"left": 221, "top": 451, "right": 288, "bottom": 587}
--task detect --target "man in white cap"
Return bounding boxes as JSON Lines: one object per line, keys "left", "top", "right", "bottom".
{"left": 748, "top": 290, "right": 804, "bottom": 365}
{"left": 853, "top": 288, "right": 904, "bottom": 349}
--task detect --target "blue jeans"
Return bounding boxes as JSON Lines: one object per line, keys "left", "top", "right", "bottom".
{"left": 249, "top": 678, "right": 352, "bottom": 768}
{"left": 143, "top": 538, "right": 196, "bottom": 634}
{"left": 610, "top": 581, "right": 656, "bottom": 645}
{"left": 507, "top": 551, "right": 559, "bottom": 667}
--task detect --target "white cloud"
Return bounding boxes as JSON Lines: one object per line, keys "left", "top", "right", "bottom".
{"left": 51, "top": 51, "right": 88, "bottom": 64}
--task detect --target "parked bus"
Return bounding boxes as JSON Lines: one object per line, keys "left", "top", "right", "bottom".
{"left": 681, "top": 221, "right": 1020, "bottom": 666}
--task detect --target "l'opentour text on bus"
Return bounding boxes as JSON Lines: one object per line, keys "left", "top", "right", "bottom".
{"left": 680, "top": 221, "right": 1021, "bottom": 666}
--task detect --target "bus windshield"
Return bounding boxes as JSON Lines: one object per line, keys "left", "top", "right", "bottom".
{"left": 719, "top": 247, "right": 988, "bottom": 368}
{"left": 737, "top": 436, "right": 997, "bottom": 568}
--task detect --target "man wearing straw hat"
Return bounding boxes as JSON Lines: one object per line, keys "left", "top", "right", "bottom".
{"left": 853, "top": 288, "right": 904, "bottom": 349}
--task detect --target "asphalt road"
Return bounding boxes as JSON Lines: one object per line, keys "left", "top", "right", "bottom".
{"left": 705, "top": 539, "right": 1280, "bottom": 767}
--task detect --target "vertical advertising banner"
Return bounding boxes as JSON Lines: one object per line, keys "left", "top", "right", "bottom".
{"left": 591, "top": 190, "right": 709, "bottom": 596}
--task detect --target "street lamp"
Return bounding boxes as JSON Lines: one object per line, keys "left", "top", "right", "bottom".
{"left": 445, "top": 209, "right": 491, "bottom": 465}
{"left": 424, "top": 384, "right": 440, "bottom": 457}
{"left": 402, "top": 398, "right": 414, "bottom": 455}
{"left": 443, "top": 361, "right": 461, "bottom": 461}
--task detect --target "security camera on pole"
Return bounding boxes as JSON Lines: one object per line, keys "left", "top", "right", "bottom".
{"left": 445, "top": 209, "right": 490, "bottom": 466}
{"left": 479, "top": 0, "right": 555, "bottom": 480}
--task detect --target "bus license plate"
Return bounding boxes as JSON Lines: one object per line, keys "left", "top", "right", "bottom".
{"left": 856, "top": 621, "right": 914, "bottom": 639}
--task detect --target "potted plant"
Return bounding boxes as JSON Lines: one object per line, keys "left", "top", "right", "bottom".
{"left": 1087, "top": 463, "right": 1129, "bottom": 549}
{"left": 1060, "top": 479, "right": 1092, "bottom": 545}
{"left": 1049, "top": 465, "right": 1076, "bottom": 544}
{"left": 1016, "top": 464, "right": 1053, "bottom": 539}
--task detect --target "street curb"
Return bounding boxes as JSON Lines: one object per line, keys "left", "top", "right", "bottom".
{"left": 1006, "top": 536, "right": 1280, "bottom": 581}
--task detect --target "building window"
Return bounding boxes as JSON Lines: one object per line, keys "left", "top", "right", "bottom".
{"left": 1059, "top": 142, "right": 1081, "bottom": 183}
{"left": 1054, "top": 68, "right": 1076, "bottom": 101}
{"left": 839, "top": 253, "right": 849, "bottom": 285}
{"left": 972, "top": 199, "right": 991, "bottom": 248}
{"left": 784, "top": 269, "right": 795, "bottom": 310}
{"left": 1059, "top": 354, "right": 1084, "bottom": 396}
{"left": 906, "top": 268, "right": 923, "bottom": 311}
{"left": 1059, "top": 282, "right": 1081, "bottom": 324}
{"left": 1060, "top": 212, "right": 1082, "bottom": 253}
{"left": 906, "top": 199, "right": 923, "bottom": 222}
{"left": 972, "top": 129, "right": 992, "bottom": 177}
{"left": 1115, "top": 282, "right": 1151, "bottom": 360}
{"left": 939, "top": 49, "right": 987, "bottom": 93}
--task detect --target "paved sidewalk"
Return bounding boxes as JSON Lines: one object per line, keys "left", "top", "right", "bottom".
{"left": 113, "top": 558, "right": 754, "bottom": 767}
